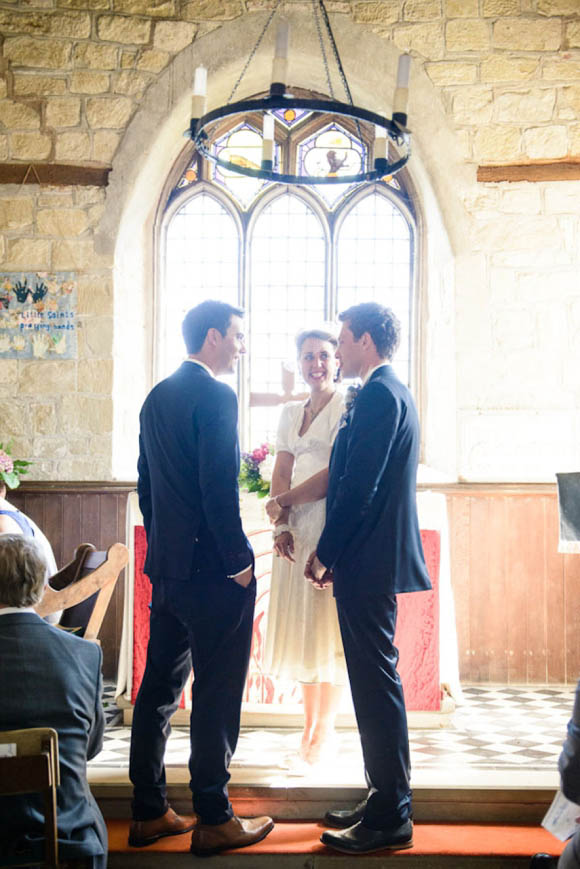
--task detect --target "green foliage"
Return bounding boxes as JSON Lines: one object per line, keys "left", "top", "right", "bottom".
{"left": 0, "top": 440, "right": 32, "bottom": 490}
{"left": 238, "top": 443, "right": 273, "bottom": 498}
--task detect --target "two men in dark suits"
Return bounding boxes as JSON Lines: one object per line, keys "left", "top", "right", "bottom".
{"left": 306, "top": 302, "right": 432, "bottom": 855}
{"left": 0, "top": 534, "right": 107, "bottom": 868}
{"left": 129, "top": 300, "right": 273, "bottom": 856}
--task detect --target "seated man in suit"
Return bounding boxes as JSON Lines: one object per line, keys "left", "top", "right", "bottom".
{"left": 0, "top": 534, "right": 107, "bottom": 868}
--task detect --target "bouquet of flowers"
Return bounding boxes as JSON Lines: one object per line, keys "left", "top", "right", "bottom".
{"left": 0, "top": 441, "right": 32, "bottom": 490}
{"left": 239, "top": 443, "right": 274, "bottom": 498}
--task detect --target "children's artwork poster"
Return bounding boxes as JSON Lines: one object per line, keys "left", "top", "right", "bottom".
{"left": 0, "top": 272, "right": 77, "bottom": 360}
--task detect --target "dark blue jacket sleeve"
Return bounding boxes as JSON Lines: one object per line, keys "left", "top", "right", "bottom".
{"left": 137, "top": 429, "right": 152, "bottom": 537}
{"left": 317, "top": 381, "right": 399, "bottom": 570}
{"left": 198, "top": 384, "right": 252, "bottom": 576}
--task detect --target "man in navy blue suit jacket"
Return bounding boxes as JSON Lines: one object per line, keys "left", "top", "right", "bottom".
{"left": 0, "top": 534, "right": 107, "bottom": 868}
{"left": 129, "top": 300, "right": 273, "bottom": 857}
{"left": 306, "top": 302, "right": 431, "bottom": 855}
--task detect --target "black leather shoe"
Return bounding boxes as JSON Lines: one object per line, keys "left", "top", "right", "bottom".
{"left": 321, "top": 819, "right": 413, "bottom": 854}
{"left": 530, "top": 855, "right": 557, "bottom": 868}
{"left": 324, "top": 798, "right": 367, "bottom": 829}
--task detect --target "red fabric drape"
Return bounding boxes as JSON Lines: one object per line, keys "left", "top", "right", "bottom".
{"left": 131, "top": 525, "right": 441, "bottom": 711}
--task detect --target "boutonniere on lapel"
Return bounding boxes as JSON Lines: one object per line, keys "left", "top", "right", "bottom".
{"left": 339, "top": 384, "right": 361, "bottom": 429}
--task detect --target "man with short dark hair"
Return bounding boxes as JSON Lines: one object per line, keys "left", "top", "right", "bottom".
{"left": 0, "top": 534, "right": 107, "bottom": 868}
{"left": 129, "top": 299, "right": 274, "bottom": 856}
{"left": 306, "top": 301, "right": 432, "bottom": 855}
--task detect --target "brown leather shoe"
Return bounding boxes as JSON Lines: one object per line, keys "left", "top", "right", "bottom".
{"left": 190, "top": 815, "right": 274, "bottom": 856}
{"left": 129, "top": 807, "right": 196, "bottom": 847}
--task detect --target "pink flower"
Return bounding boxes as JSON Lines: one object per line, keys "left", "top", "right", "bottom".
{"left": 251, "top": 444, "right": 270, "bottom": 463}
{"left": 0, "top": 450, "right": 13, "bottom": 473}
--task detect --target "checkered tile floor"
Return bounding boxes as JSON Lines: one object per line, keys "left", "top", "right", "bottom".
{"left": 94, "top": 685, "right": 573, "bottom": 775}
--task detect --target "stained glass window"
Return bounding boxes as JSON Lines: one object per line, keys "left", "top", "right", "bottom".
{"left": 297, "top": 122, "right": 366, "bottom": 208}
{"left": 161, "top": 96, "right": 416, "bottom": 447}
{"left": 211, "top": 123, "right": 277, "bottom": 209}
{"left": 272, "top": 107, "right": 311, "bottom": 127}
{"left": 174, "top": 156, "right": 200, "bottom": 194}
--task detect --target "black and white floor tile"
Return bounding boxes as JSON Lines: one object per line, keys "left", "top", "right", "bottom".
{"left": 92, "top": 684, "right": 574, "bottom": 776}
{"left": 102, "top": 682, "right": 123, "bottom": 728}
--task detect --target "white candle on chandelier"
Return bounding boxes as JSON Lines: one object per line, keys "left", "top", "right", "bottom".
{"left": 271, "top": 18, "right": 289, "bottom": 89}
{"left": 276, "top": 18, "right": 289, "bottom": 57}
{"left": 262, "top": 113, "right": 274, "bottom": 164}
{"left": 393, "top": 53, "right": 411, "bottom": 123}
{"left": 191, "top": 65, "right": 207, "bottom": 119}
{"left": 375, "top": 115, "right": 387, "bottom": 161}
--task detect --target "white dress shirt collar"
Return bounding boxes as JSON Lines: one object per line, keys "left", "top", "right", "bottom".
{"left": 0, "top": 606, "right": 38, "bottom": 616}
{"left": 185, "top": 357, "right": 214, "bottom": 378}
{"left": 362, "top": 362, "right": 389, "bottom": 386}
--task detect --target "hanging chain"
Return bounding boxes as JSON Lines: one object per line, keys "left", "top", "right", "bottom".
{"left": 317, "top": 0, "right": 363, "bottom": 142}
{"left": 227, "top": 0, "right": 283, "bottom": 104}
{"left": 226, "top": 0, "right": 365, "bottom": 148}
{"left": 312, "top": 0, "right": 334, "bottom": 100}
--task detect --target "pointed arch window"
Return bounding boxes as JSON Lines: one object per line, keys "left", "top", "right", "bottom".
{"left": 158, "top": 91, "right": 418, "bottom": 448}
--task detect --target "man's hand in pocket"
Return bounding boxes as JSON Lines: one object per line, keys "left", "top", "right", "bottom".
{"left": 232, "top": 564, "right": 253, "bottom": 588}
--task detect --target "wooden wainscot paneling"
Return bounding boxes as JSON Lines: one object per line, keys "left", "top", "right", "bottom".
{"left": 9, "top": 482, "right": 134, "bottom": 679}
{"left": 9, "top": 481, "right": 578, "bottom": 686}
{"left": 434, "top": 483, "right": 571, "bottom": 685}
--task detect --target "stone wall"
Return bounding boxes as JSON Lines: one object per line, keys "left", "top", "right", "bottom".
{"left": 0, "top": 0, "right": 579, "bottom": 481}
{"left": 0, "top": 183, "right": 113, "bottom": 479}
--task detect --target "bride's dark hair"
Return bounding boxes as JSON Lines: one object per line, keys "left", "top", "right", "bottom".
{"left": 295, "top": 328, "right": 337, "bottom": 354}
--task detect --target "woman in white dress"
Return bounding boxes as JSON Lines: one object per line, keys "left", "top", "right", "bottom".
{"left": 263, "top": 329, "right": 347, "bottom": 765}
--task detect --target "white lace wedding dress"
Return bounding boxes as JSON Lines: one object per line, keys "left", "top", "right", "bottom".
{"left": 263, "top": 391, "right": 347, "bottom": 685}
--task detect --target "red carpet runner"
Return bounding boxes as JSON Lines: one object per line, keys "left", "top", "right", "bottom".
{"left": 107, "top": 819, "right": 564, "bottom": 858}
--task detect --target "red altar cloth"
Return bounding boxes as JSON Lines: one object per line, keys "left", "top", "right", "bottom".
{"left": 131, "top": 526, "right": 440, "bottom": 711}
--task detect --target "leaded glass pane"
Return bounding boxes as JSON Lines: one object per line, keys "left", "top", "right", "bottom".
{"left": 297, "top": 122, "right": 366, "bottom": 208}
{"left": 272, "top": 107, "right": 311, "bottom": 127}
{"left": 249, "top": 193, "right": 326, "bottom": 444}
{"left": 380, "top": 175, "right": 401, "bottom": 191}
{"left": 161, "top": 192, "right": 239, "bottom": 377}
{"left": 211, "top": 123, "right": 277, "bottom": 209}
{"left": 175, "top": 157, "right": 199, "bottom": 193}
{"left": 336, "top": 192, "right": 412, "bottom": 386}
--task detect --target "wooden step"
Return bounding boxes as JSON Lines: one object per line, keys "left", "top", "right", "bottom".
{"left": 93, "top": 776, "right": 559, "bottom": 826}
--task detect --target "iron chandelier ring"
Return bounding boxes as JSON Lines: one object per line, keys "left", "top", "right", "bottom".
{"left": 188, "top": 94, "right": 411, "bottom": 185}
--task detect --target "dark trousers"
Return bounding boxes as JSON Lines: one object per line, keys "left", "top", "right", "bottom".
{"left": 336, "top": 593, "right": 412, "bottom": 829}
{"left": 129, "top": 573, "right": 256, "bottom": 825}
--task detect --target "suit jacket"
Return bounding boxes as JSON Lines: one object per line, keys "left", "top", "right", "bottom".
{"left": 138, "top": 360, "right": 252, "bottom": 582}
{"left": 317, "top": 364, "right": 432, "bottom": 599}
{"left": 0, "top": 612, "right": 106, "bottom": 861}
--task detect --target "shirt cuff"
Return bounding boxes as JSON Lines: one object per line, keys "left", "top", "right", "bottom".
{"left": 227, "top": 563, "right": 252, "bottom": 579}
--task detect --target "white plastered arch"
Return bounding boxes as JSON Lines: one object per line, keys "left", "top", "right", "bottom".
{"left": 104, "top": 11, "right": 466, "bottom": 479}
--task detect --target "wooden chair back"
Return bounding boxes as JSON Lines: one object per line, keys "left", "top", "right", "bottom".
{"left": 35, "top": 542, "right": 129, "bottom": 641}
{"left": 0, "top": 727, "right": 60, "bottom": 868}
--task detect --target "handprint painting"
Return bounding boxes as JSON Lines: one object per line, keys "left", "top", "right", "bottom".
{"left": 0, "top": 272, "right": 77, "bottom": 359}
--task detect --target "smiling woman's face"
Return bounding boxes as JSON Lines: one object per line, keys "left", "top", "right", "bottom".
{"left": 299, "top": 337, "right": 337, "bottom": 393}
